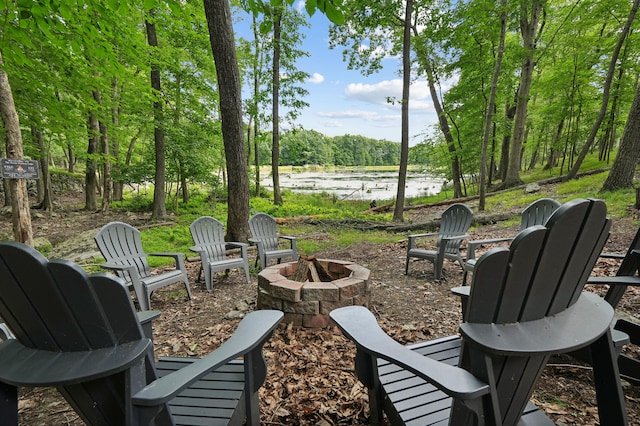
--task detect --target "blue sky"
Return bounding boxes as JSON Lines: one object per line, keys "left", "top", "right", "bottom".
{"left": 234, "top": 4, "right": 442, "bottom": 146}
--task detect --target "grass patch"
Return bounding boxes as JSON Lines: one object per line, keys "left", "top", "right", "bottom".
{"left": 111, "top": 158, "right": 637, "bottom": 270}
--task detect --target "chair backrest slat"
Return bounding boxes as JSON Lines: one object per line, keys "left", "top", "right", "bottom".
{"left": 249, "top": 213, "right": 279, "bottom": 251}
{"left": 95, "top": 222, "right": 151, "bottom": 281}
{"left": 190, "top": 216, "right": 228, "bottom": 262}
{"left": 0, "top": 243, "right": 145, "bottom": 352}
{"left": 603, "top": 226, "right": 640, "bottom": 307}
{"left": 519, "top": 198, "right": 560, "bottom": 230}
{"left": 439, "top": 203, "right": 473, "bottom": 255}
{"left": 461, "top": 198, "right": 611, "bottom": 424}
{"left": 0, "top": 242, "right": 160, "bottom": 425}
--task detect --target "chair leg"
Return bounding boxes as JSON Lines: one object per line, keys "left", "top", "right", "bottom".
{"left": 244, "top": 266, "right": 251, "bottom": 285}
{"left": 590, "top": 330, "right": 628, "bottom": 425}
{"left": 404, "top": 256, "right": 410, "bottom": 275}
{"left": 434, "top": 256, "right": 444, "bottom": 282}
{"left": 0, "top": 382, "right": 18, "bottom": 425}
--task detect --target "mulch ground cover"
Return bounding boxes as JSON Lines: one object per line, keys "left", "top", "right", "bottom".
{"left": 8, "top": 196, "right": 640, "bottom": 425}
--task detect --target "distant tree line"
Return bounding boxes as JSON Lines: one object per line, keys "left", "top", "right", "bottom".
{"left": 254, "top": 129, "right": 437, "bottom": 168}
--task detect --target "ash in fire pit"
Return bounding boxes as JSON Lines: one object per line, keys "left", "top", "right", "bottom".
{"left": 257, "top": 256, "right": 371, "bottom": 328}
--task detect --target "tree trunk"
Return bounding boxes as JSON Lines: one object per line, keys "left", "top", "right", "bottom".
{"left": 502, "top": 0, "right": 542, "bottom": 188}
{"left": 100, "top": 118, "right": 111, "bottom": 212}
{"left": 252, "top": 14, "right": 261, "bottom": 197}
{"left": 0, "top": 52, "right": 33, "bottom": 245}
{"left": 415, "top": 41, "right": 463, "bottom": 198}
{"left": 146, "top": 10, "right": 167, "bottom": 220}
{"left": 85, "top": 106, "right": 99, "bottom": 211}
{"left": 91, "top": 89, "right": 111, "bottom": 213}
{"left": 479, "top": 0, "right": 507, "bottom": 211}
{"left": 601, "top": 83, "right": 640, "bottom": 192}
{"left": 271, "top": 8, "right": 283, "bottom": 206}
{"left": 393, "top": 0, "right": 413, "bottom": 222}
{"left": 566, "top": 0, "right": 639, "bottom": 181}
{"left": 67, "top": 140, "right": 75, "bottom": 173}
{"left": 111, "top": 77, "right": 123, "bottom": 201}
{"left": 32, "top": 126, "right": 53, "bottom": 211}
{"left": 203, "top": 0, "right": 250, "bottom": 242}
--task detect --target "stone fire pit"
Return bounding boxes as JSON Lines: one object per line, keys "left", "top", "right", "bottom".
{"left": 257, "top": 259, "right": 371, "bottom": 328}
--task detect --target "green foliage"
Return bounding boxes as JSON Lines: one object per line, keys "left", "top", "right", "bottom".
{"left": 242, "top": 0, "right": 344, "bottom": 24}
{"left": 113, "top": 164, "right": 637, "bottom": 272}
{"left": 275, "top": 130, "right": 401, "bottom": 167}
{"left": 140, "top": 225, "right": 193, "bottom": 267}
{"left": 113, "top": 194, "right": 155, "bottom": 212}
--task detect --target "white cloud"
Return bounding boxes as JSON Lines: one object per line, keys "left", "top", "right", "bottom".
{"left": 320, "top": 119, "right": 344, "bottom": 128}
{"left": 344, "top": 79, "right": 433, "bottom": 111}
{"left": 317, "top": 110, "right": 403, "bottom": 128}
{"left": 345, "top": 80, "right": 402, "bottom": 105}
{"left": 317, "top": 110, "right": 380, "bottom": 120}
{"left": 308, "top": 73, "right": 325, "bottom": 84}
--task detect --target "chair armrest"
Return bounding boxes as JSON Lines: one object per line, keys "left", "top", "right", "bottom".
{"left": 137, "top": 310, "right": 161, "bottom": 341}
{"left": 460, "top": 292, "right": 614, "bottom": 356}
{"left": 0, "top": 339, "right": 151, "bottom": 386}
{"left": 451, "top": 286, "right": 470, "bottom": 299}
{"left": 466, "top": 237, "right": 513, "bottom": 260}
{"left": 440, "top": 234, "right": 470, "bottom": 243}
{"left": 132, "top": 310, "right": 283, "bottom": 406}
{"left": 147, "top": 252, "right": 184, "bottom": 262}
{"left": 100, "top": 262, "right": 139, "bottom": 275}
{"left": 226, "top": 242, "right": 249, "bottom": 249}
{"left": 279, "top": 236, "right": 296, "bottom": 252}
{"left": 407, "top": 232, "right": 438, "bottom": 250}
{"left": 330, "top": 306, "right": 489, "bottom": 400}
{"left": 408, "top": 232, "right": 438, "bottom": 240}
{"left": 189, "top": 246, "right": 208, "bottom": 262}
{"left": 587, "top": 276, "right": 640, "bottom": 286}
{"left": 599, "top": 252, "right": 626, "bottom": 260}
{"left": 227, "top": 242, "right": 249, "bottom": 259}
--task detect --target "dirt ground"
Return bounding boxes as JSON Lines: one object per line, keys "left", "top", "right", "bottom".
{"left": 6, "top": 193, "right": 640, "bottom": 425}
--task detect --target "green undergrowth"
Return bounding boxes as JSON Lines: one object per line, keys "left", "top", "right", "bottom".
{"left": 116, "top": 163, "right": 637, "bottom": 268}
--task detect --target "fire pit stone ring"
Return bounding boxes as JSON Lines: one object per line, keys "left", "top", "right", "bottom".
{"left": 257, "top": 259, "right": 371, "bottom": 328}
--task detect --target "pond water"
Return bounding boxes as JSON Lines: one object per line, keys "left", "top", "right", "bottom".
{"left": 260, "top": 169, "right": 443, "bottom": 201}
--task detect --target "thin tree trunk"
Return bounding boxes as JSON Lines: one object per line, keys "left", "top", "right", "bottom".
{"left": 393, "top": 0, "right": 413, "bottom": 222}
{"left": 414, "top": 39, "right": 463, "bottom": 198}
{"left": 111, "top": 77, "right": 123, "bottom": 201}
{"left": 479, "top": 0, "right": 507, "bottom": 211}
{"left": 203, "top": 0, "right": 250, "bottom": 242}
{"left": 100, "top": 119, "right": 111, "bottom": 212}
{"left": 503, "top": 0, "right": 543, "bottom": 188}
{"left": 85, "top": 105, "right": 99, "bottom": 211}
{"left": 253, "top": 14, "right": 261, "bottom": 197}
{"left": 0, "top": 52, "right": 33, "bottom": 245}
{"left": 66, "top": 139, "right": 75, "bottom": 173}
{"left": 272, "top": 8, "right": 283, "bottom": 206}
{"left": 601, "top": 83, "right": 640, "bottom": 191}
{"left": 32, "top": 126, "right": 53, "bottom": 211}
{"left": 146, "top": 9, "right": 167, "bottom": 220}
{"left": 567, "top": 0, "right": 639, "bottom": 180}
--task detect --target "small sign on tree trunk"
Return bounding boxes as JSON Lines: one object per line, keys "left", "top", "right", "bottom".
{"left": 0, "top": 158, "right": 39, "bottom": 179}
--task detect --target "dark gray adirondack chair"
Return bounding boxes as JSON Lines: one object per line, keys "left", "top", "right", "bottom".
{"left": 248, "top": 213, "right": 297, "bottom": 270}
{"left": 462, "top": 198, "right": 560, "bottom": 284}
{"left": 95, "top": 221, "right": 192, "bottom": 311}
{"left": 584, "top": 225, "right": 640, "bottom": 384}
{"left": 331, "top": 198, "right": 628, "bottom": 425}
{"left": 190, "top": 216, "right": 251, "bottom": 291}
{"left": 405, "top": 203, "right": 473, "bottom": 281}
{"left": 0, "top": 241, "right": 283, "bottom": 425}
